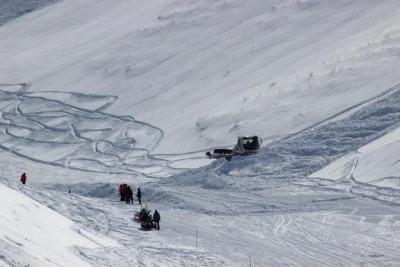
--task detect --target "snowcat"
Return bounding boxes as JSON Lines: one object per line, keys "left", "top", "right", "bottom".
{"left": 206, "top": 135, "right": 262, "bottom": 161}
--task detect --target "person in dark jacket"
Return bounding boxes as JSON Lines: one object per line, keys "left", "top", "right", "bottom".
{"left": 126, "top": 186, "right": 133, "bottom": 204}
{"left": 153, "top": 210, "right": 160, "bottom": 230}
{"left": 136, "top": 188, "right": 142, "bottom": 205}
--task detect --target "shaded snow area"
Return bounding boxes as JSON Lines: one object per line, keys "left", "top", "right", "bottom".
{"left": 0, "top": 0, "right": 60, "bottom": 26}
{"left": 2, "top": 0, "right": 400, "bottom": 266}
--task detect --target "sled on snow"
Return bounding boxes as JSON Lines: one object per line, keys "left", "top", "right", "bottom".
{"left": 135, "top": 208, "right": 152, "bottom": 222}
{"left": 206, "top": 136, "right": 262, "bottom": 161}
{"left": 141, "top": 220, "right": 157, "bottom": 230}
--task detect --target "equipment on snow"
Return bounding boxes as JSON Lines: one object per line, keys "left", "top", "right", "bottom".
{"left": 206, "top": 136, "right": 262, "bottom": 161}
{"left": 135, "top": 208, "right": 151, "bottom": 222}
{"left": 141, "top": 219, "right": 157, "bottom": 230}
{"left": 135, "top": 208, "right": 157, "bottom": 230}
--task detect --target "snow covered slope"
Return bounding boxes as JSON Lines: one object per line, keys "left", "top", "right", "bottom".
{"left": 2, "top": 0, "right": 400, "bottom": 266}
{"left": 2, "top": 0, "right": 400, "bottom": 154}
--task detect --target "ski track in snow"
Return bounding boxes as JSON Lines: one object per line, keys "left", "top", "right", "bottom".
{"left": 0, "top": 85, "right": 187, "bottom": 176}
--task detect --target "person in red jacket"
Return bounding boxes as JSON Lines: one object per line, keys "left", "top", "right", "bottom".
{"left": 20, "top": 173, "right": 27, "bottom": 185}
{"left": 119, "top": 184, "right": 128, "bottom": 201}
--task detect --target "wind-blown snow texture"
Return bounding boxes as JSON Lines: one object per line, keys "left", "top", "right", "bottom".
{"left": 2, "top": 0, "right": 400, "bottom": 266}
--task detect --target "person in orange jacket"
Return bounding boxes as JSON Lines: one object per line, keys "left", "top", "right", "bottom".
{"left": 119, "top": 184, "right": 128, "bottom": 201}
{"left": 20, "top": 173, "right": 27, "bottom": 185}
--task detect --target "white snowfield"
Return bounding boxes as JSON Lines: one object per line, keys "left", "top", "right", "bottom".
{"left": 1, "top": 0, "right": 400, "bottom": 266}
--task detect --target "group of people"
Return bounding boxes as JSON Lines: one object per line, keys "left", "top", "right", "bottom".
{"left": 137, "top": 208, "right": 161, "bottom": 230}
{"left": 126, "top": 187, "right": 161, "bottom": 231}
{"left": 119, "top": 184, "right": 141, "bottom": 204}
{"left": 19, "top": 174, "right": 161, "bottom": 230}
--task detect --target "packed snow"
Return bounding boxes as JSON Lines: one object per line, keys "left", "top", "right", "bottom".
{"left": 2, "top": 0, "right": 400, "bottom": 266}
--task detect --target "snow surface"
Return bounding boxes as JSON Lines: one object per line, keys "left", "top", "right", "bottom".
{"left": 2, "top": 0, "right": 400, "bottom": 266}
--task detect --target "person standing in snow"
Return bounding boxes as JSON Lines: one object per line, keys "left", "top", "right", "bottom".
{"left": 153, "top": 210, "right": 160, "bottom": 230}
{"left": 119, "top": 184, "right": 128, "bottom": 202}
{"left": 136, "top": 188, "right": 142, "bottom": 205}
{"left": 126, "top": 185, "right": 134, "bottom": 204}
{"left": 20, "top": 173, "right": 27, "bottom": 185}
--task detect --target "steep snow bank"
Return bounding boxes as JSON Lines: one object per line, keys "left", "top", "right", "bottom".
{"left": 0, "top": 183, "right": 119, "bottom": 266}
{"left": 311, "top": 128, "right": 400, "bottom": 188}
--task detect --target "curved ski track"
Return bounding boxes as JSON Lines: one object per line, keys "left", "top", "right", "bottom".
{"left": 0, "top": 84, "right": 189, "bottom": 176}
